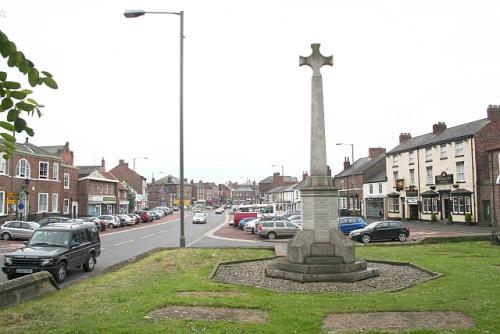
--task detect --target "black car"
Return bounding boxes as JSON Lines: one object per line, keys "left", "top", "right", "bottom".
{"left": 348, "top": 221, "right": 410, "bottom": 244}
{"left": 2, "top": 222, "right": 101, "bottom": 283}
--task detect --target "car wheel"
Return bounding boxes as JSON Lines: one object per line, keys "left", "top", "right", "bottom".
{"left": 7, "top": 274, "right": 16, "bottom": 280}
{"left": 361, "top": 234, "right": 371, "bottom": 244}
{"left": 398, "top": 233, "right": 407, "bottom": 242}
{"left": 54, "top": 262, "right": 67, "bottom": 283}
{"left": 1, "top": 232, "right": 11, "bottom": 241}
{"left": 83, "top": 253, "right": 96, "bottom": 272}
{"left": 108, "top": 223, "right": 114, "bottom": 229}
{"left": 267, "top": 232, "right": 277, "bottom": 240}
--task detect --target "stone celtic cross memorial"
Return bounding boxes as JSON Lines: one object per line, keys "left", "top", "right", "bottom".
{"left": 265, "top": 44, "right": 379, "bottom": 282}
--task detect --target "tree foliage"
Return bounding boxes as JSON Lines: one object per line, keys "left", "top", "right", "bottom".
{"left": 0, "top": 29, "right": 58, "bottom": 159}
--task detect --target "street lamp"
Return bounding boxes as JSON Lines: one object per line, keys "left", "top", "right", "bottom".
{"left": 336, "top": 143, "right": 356, "bottom": 214}
{"left": 133, "top": 156, "right": 148, "bottom": 171}
{"left": 272, "top": 164, "right": 284, "bottom": 177}
{"left": 124, "top": 9, "right": 186, "bottom": 247}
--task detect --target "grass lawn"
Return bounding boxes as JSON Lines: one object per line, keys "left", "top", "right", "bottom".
{"left": 0, "top": 242, "right": 498, "bottom": 333}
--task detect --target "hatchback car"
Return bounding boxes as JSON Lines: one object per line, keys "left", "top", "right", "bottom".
{"left": 349, "top": 221, "right": 410, "bottom": 244}
{"left": 338, "top": 217, "right": 368, "bottom": 235}
{"left": 192, "top": 212, "right": 207, "bottom": 224}
{"left": 99, "top": 215, "right": 121, "bottom": 229}
{"left": 37, "top": 216, "right": 70, "bottom": 227}
{"left": 258, "top": 220, "right": 301, "bottom": 240}
{"left": 1, "top": 221, "right": 40, "bottom": 240}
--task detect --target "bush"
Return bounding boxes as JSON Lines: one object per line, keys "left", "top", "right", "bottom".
{"left": 447, "top": 213, "right": 453, "bottom": 224}
{"left": 465, "top": 213, "right": 474, "bottom": 225}
{"left": 431, "top": 213, "right": 437, "bottom": 223}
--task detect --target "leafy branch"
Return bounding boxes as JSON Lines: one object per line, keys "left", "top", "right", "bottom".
{"left": 0, "top": 29, "right": 58, "bottom": 159}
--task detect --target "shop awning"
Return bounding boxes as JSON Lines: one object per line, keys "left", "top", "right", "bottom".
{"left": 387, "top": 192, "right": 400, "bottom": 197}
{"left": 421, "top": 190, "right": 439, "bottom": 196}
{"left": 450, "top": 188, "right": 473, "bottom": 195}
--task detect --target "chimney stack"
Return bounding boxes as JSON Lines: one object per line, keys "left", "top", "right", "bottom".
{"left": 399, "top": 133, "right": 412, "bottom": 144}
{"left": 343, "top": 157, "right": 351, "bottom": 170}
{"left": 369, "top": 147, "right": 386, "bottom": 158}
{"left": 487, "top": 104, "right": 500, "bottom": 121}
{"left": 432, "top": 122, "right": 447, "bottom": 135}
{"left": 101, "top": 157, "right": 105, "bottom": 169}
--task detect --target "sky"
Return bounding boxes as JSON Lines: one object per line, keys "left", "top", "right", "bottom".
{"left": 1, "top": 0, "right": 499, "bottom": 185}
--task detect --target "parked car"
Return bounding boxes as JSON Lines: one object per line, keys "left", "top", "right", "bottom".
{"left": 119, "top": 214, "right": 136, "bottom": 226}
{"left": 338, "top": 217, "right": 368, "bottom": 235}
{"left": 285, "top": 214, "right": 301, "bottom": 221}
{"left": 233, "top": 212, "right": 261, "bottom": 227}
{"left": 238, "top": 217, "right": 253, "bottom": 230}
{"left": 135, "top": 211, "right": 152, "bottom": 223}
{"left": 37, "top": 216, "right": 70, "bottom": 227}
{"left": 1, "top": 221, "right": 40, "bottom": 240}
{"left": 349, "top": 221, "right": 410, "bottom": 244}
{"left": 85, "top": 217, "right": 106, "bottom": 232}
{"left": 148, "top": 211, "right": 160, "bottom": 220}
{"left": 2, "top": 221, "right": 101, "bottom": 283}
{"left": 215, "top": 207, "right": 224, "bottom": 214}
{"left": 99, "top": 215, "right": 121, "bottom": 229}
{"left": 192, "top": 212, "right": 207, "bottom": 224}
{"left": 279, "top": 211, "right": 301, "bottom": 220}
{"left": 257, "top": 220, "right": 301, "bottom": 240}
{"left": 172, "top": 206, "right": 179, "bottom": 211}
{"left": 288, "top": 219, "right": 302, "bottom": 227}
{"left": 128, "top": 214, "right": 141, "bottom": 224}
{"left": 243, "top": 218, "right": 261, "bottom": 234}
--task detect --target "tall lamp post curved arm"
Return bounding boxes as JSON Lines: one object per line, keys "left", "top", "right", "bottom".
{"left": 124, "top": 9, "right": 186, "bottom": 247}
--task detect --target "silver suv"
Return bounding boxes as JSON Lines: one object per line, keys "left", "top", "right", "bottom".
{"left": 257, "top": 220, "right": 301, "bottom": 240}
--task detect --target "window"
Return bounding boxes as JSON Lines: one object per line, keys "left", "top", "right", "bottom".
{"left": 39, "top": 161, "right": 49, "bottom": 179}
{"left": 16, "top": 159, "right": 31, "bottom": 178}
{"left": 425, "top": 148, "right": 432, "bottom": 162}
{"left": 64, "top": 173, "right": 70, "bottom": 189}
{"left": 456, "top": 162, "right": 465, "bottom": 182}
{"left": 452, "top": 196, "right": 472, "bottom": 214}
{"left": 440, "top": 145, "right": 447, "bottom": 159}
{"left": 378, "top": 183, "right": 382, "bottom": 193}
{"left": 393, "top": 171, "right": 398, "bottom": 188}
{"left": 105, "top": 185, "right": 109, "bottom": 193}
{"left": 369, "top": 184, "right": 373, "bottom": 194}
{"left": 392, "top": 155, "right": 398, "bottom": 167}
{"left": 0, "top": 191, "right": 4, "bottom": 215}
{"left": 38, "top": 193, "right": 48, "bottom": 212}
{"left": 388, "top": 197, "right": 399, "bottom": 213}
{"left": 53, "top": 163, "right": 59, "bottom": 180}
{"left": 63, "top": 198, "right": 70, "bottom": 214}
{"left": 409, "top": 169, "right": 415, "bottom": 186}
{"left": 408, "top": 151, "right": 415, "bottom": 165}
{"left": 0, "top": 154, "right": 6, "bottom": 174}
{"left": 426, "top": 166, "right": 433, "bottom": 185}
{"left": 340, "top": 197, "right": 347, "bottom": 209}
{"left": 422, "top": 197, "right": 437, "bottom": 213}
{"left": 340, "top": 179, "right": 345, "bottom": 189}
{"left": 455, "top": 141, "right": 464, "bottom": 156}
{"left": 51, "top": 193, "right": 58, "bottom": 212}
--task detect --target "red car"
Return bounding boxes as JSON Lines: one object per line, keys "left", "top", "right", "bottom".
{"left": 135, "top": 211, "right": 152, "bottom": 223}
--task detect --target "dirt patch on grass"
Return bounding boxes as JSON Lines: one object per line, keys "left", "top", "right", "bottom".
{"left": 176, "top": 291, "right": 245, "bottom": 298}
{"left": 323, "top": 311, "right": 475, "bottom": 333}
{"left": 148, "top": 306, "right": 268, "bottom": 323}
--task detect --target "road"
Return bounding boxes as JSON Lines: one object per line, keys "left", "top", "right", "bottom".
{"left": 0, "top": 210, "right": 231, "bottom": 285}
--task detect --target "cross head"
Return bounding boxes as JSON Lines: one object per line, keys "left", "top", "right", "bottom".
{"left": 299, "top": 43, "right": 333, "bottom": 76}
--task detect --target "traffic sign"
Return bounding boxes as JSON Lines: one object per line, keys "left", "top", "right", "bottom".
{"left": 7, "top": 199, "right": 16, "bottom": 205}
{"left": 7, "top": 192, "right": 16, "bottom": 199}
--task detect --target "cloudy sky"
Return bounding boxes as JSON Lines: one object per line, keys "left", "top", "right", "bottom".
{"left": 1, "top": 0, "right": 499, "bottom": 185}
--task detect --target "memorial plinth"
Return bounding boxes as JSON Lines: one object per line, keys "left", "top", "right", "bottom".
{"left": 265, "top": 44, "right": 378, "bottom": 282}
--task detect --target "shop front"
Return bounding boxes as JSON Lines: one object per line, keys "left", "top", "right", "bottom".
{"left": 365, "top": 196, "right": 384, "bottom": 218}
{"left": 405, "top": 189, "right": 419, "bottom": 220}
{"left": 88, "top": 195, "right": 103, "bottom": 217}
{"left": 102, "top": 196, "right": 116, "bottom": 215}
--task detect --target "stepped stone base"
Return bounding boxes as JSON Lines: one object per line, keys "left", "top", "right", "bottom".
{"left": 265, "top": 229, "right": 379, "bottom": 283}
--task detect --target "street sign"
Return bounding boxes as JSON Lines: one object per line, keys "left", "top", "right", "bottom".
{"left": 7, "top": 199, "right": 16, "bottom": 205}
{"left": 18, "top": 203, "right": 24, "bottom": 210}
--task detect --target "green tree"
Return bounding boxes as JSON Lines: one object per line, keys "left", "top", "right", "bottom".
{"left": 0, "top": 29, "right": 58, "bottom": 159}
{"left": 127, "top": 185, "right": 136, "bottom": 213}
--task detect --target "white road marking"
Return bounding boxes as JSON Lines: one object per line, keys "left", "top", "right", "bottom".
{"left": 115, "top": 240, "right": 135, "bottom": 246}
{"left": 157, "top": 230, "right": 170, "bottom": 234}
{"left": 99, "top": 218, "right": 181, "bottom": 237}
{"left": 140, "top": 234, "right": 154, "bottom": 239}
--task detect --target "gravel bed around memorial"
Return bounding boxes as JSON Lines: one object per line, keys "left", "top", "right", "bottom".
{"left": 213, "top": 258, "right": 437, "bottom": 293}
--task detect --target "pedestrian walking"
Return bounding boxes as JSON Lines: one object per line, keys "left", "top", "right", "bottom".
{"left": 379, "top": 209, "right": 384, "bottom": 221}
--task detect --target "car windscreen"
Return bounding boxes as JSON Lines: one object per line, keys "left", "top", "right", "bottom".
{"left": 28, "top": 230, "right": 71, "bottom": 247}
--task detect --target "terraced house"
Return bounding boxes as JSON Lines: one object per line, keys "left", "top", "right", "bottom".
{"left": 0, "top": 139, "right": 79, "bottom": 221}
{"left": 386, "top": 105, "right": 500, "bottom": 225}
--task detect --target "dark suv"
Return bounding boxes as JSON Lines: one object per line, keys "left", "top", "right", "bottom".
{"left": 2, "top": 222, "right": 101, "bottom": 283}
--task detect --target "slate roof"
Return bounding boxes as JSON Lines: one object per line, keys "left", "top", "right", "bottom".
{"left": 38, "top": 145, "right": 64, "bottom": 156}
{"left": 267, "top": 185, "right": 293, "bottom": 193}
{"left": 77, "top": 166, "right": 119, "bottom": 182}
{"left": 0, "top": 139, "right": 58, "bottom": 159}
{"left": 259, "top": 175, "right": 298, "bottom": 184}
{"left": 334, "top": 157, "right": 372, "bottom": 178}
{"left": 363, "top": 169, "right": 387, "bottom": 183}
{"left": 387, "top": 118, "right": 490, "bottom": 155}
{"left": 153, "top": 175, "right": 180, "bottom": 185}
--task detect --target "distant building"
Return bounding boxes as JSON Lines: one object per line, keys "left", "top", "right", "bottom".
{"left": 109, "top": 159, "right": 147, "bottom": 211}
{"left": 258, "top": 173, "right": 298, "bottom": 201}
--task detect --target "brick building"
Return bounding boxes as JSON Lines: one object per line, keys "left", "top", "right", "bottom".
{"left": 486, "top": 143, "right": 500, "bottom": 228}
{"left": 385, "top": 105, "right": 500, "bottom": 224}
{"left": 77, "top": 158, "right": 120, "bottom": 216}
{"left": 258, "top": 173, "right": 297, "bottom": 201}
{"left": 0, "top": 139, "right": 79, "bottom": 221}
{"left": 147, "top": 175, "right": 193, "bottom": 208}
{"left": 334, "top": 148, "right": 386, "bottom": 216}
{"left": 109, "top": 159, "right": 147, "bottom": 211}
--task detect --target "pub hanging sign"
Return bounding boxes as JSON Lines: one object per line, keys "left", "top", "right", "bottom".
{"left": 435, "top": 171, "right": 454, "bottom": 185}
